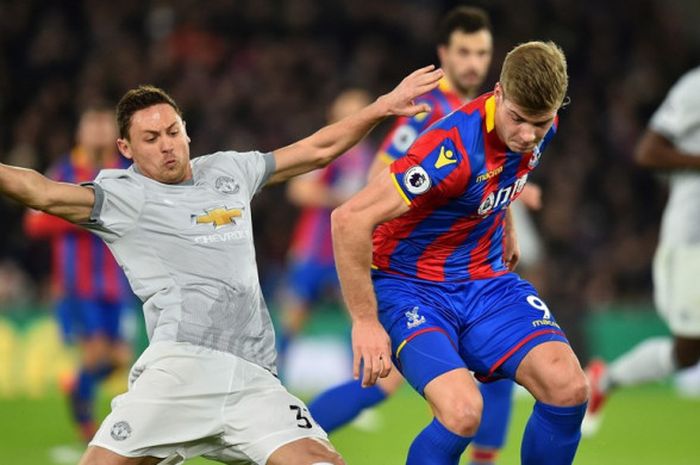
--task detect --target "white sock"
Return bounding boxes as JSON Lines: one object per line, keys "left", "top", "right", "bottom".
{"left": 607, "top": 337, "right": 677, "bottom": 390}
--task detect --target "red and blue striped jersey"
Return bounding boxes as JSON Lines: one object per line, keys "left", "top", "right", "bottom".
{"left": 376, "top": 78, "right": 463, "bottom": 165}
{"left": 289, "top": 142, "right": 373, "bottom": 264}
{"left": 372, "top": 92, "right": 557, "bottom": 282}
{"left": 24, "top": 147, "right": 132, "bottom": 302}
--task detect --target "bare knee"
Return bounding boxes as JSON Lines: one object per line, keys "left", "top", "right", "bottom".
{"left": 517, "top": 343, "right": 589, "bottom": 406}
{"left": 533, "top": 367, "right": 589, "bottom": 406}
{"left": 434, "top": 396, "right": 483, "bottom": 437}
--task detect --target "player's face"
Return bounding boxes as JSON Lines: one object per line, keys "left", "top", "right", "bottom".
{"left": 117, "top": 103, "right": 192, "bottom": 184}
{"left": 493, "top": 84, "right": 557, "bottom": 153}
{"left": 77, "top": 110, "right": 118, "bottom": 154}
{"left": 438, "top": 29, "right": 492, "bottom": 97}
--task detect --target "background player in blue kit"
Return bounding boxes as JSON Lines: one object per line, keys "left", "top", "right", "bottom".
{"left": 24, "top": 105, "right": 133, "bottom": 442}
{"left": 277, "top": 89, "right": 373, "bottom": 374}
{"left": 309, "top": 8, "right": 520, "bottom": 464}
{"left": 330, "top": 41, "right": 588, "bottom": 465}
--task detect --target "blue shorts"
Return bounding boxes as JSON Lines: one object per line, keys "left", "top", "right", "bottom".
{"left": 373, "top": 272, "right": 569, "bottom": 395}
{"left": 56, "top": 297, "right": 126, "bottom": 344}
{"left": 286, "top": 259, "right": 339, "bottom": 305}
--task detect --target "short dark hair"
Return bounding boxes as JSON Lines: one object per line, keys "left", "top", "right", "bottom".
{"left": 436, "top": 6, "right": 492, "bottom": 46}
{"left": 116, "top": 85, "right": 182, "bottom": 140}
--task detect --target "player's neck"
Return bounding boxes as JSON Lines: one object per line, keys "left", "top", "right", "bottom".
{"left": 444, "top": 77, "right": 478, "bottom": 102}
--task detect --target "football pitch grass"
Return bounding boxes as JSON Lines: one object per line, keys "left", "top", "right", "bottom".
{"left": 1, "top": 384, "right": 698, "bottom": 465}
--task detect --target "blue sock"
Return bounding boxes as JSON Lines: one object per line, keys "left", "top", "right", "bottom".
{"left": 308, "top": 379, "right": 386, "bottom": 433}
{"left": 72, "top": 363, "right": 115, "bottom": 424}
{"left": 407, "top": 418, "right": 472, "bottom": 465}
{"left": 521, "top": 401, "right": 587, "bottom": 465}
{"left": 72, "top": 369, "right": 96, "bottom": 424}
{"left": 473, "top": 379, "right": 514, "bottom": 449}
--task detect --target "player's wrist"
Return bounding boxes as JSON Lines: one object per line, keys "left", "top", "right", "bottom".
{"left": 350, "top": 312, "right": 380, "bottom": 325}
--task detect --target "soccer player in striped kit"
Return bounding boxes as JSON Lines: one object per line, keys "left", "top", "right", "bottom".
{"left": 24, "top": 105, "right": 133, "bottom": 442}
{"left": 331, "top": 42, "right": 588, "bottom": 465}
{"left": 309, "top": 8, "right": 522, "bottom": 464}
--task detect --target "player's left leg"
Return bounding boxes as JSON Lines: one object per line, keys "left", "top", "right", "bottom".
{"left": 515, "top": 342, "right": 588, "bottom": 465}
{"left": 468, "top": 379, "right": 515, "bottom": 465}
{"left": 457, "top": 273, "right": 585, "bottom": 465}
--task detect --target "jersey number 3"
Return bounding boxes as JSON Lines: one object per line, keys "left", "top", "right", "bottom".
{"left": 289, "top": 405, "right": 313, "bottom": 429}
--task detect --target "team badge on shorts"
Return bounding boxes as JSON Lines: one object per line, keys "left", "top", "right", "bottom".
{"left": 405, "top": 306, "right": 426, "bottom": 329}
{"left": 110, "top": 421, "right": 132, "bottom": 441}
{"left": 404, "top": 166, "right": 431, "bottom": 195}
{"left": 215, "top": 176, "right": 240, "bottom": 194}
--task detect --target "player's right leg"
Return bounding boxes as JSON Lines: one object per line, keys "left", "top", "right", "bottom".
{"left": 398, "top": 332, "right": 479, "bottom": 465}
{"left": 373, "top": 273, "right": 477, "bottom": 465}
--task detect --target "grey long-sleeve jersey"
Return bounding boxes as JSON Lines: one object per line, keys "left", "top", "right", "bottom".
{"left": 83, "top": 151, "right": 278, "bottom": 373}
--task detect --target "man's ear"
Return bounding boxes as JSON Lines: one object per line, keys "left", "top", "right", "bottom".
{"left": 116, "top": 138, "right": 133, "bottom": 160}
{"left": 437, "top": 45, "right": 447, "bottom": 64}
{"left": 183, "top": 121, "right": 191, "bottom": 143}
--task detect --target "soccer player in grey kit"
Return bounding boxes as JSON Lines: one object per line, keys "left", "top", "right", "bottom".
{"left": 0, "top": 65, "right": 442, "bottom": 465}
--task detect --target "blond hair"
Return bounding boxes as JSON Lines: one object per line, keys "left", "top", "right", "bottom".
{"left": 499, "top": 41, "right": 568, "bottom": 115}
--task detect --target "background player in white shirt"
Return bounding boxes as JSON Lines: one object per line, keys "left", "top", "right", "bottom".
{"left": 584, "top": 66, "right": 700, "bottom": 434}
{"left": 0, "top": 65, "right": 442, "bottom": 465}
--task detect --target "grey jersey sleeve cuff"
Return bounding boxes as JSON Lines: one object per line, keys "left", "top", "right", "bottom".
{"left": 80, "top": 181, "right": 106, "bottom": 225}
{"left": 260, "top": 152, "right": 276, "bottom": 186}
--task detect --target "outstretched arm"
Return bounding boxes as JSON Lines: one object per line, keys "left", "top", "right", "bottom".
{"left": 267, "top": 65, "right": 443, "bottom": 184}
{"left": 0, "top": 164, "right": 95, "bottom": 223}
{"left": 635, "top": 130, "right": 700, "bottom": 170}
{"left": 331, "top": 168, "right": 410, "bottom": 386}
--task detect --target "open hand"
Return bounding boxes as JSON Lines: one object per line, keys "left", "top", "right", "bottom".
{"left": 351, "top": 319, "right": 392, "bottom": 387}
{"left": 377, "top": 65, "right": 444, "bottom": 118}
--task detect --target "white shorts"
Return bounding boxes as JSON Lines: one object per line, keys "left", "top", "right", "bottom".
{"left": 653, "top": 243, "right": 700, "bottom": 336}
{"left": 90, "top": 341, "right": 328, "bottom": 464}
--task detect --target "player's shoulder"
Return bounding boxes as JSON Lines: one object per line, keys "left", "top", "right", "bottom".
{"left": 668, "top": 66, "right": 700, "bottom": 97}
{"left": 192, "top": 150, "right": 264, "bottom": 167}
{"left": 95, "top": 167, "right": 135, "bottom": 182}
{"left": 428, "top": 94, "right": 486, "bottom": 141}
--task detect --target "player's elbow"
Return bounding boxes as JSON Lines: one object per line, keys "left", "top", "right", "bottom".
{"left": 331, "top": 204, "right": 352, "bottom": 236}
{"left": 314, "top": 147, "right": 337, "bottom": 169}
{"left": 633, "top": 131, "right": 664, "bottom": 169}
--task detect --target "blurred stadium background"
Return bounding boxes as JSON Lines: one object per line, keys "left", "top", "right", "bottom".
{"left": 1, "top": 0, "right": 699, "bottom": 463}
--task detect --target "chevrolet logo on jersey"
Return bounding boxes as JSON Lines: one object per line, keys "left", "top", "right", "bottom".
{"left": 434, "top": 146, "right": 457, "bottom": 169}
{"left": 193, "top": 207, "right": 242, "bottom": 228}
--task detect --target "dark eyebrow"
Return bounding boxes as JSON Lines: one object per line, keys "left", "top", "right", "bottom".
{"left": 143, "top": 121, "right": 178, "bottom": 136}
{"left": 509, "top": 108, "right": 553, "bottom": 125}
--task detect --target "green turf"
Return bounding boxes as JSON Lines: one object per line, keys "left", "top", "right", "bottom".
{"left": 1, "top": 385, "right": 698, "bottom": 464}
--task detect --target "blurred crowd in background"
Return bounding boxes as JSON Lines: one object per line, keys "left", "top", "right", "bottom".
{"left": 1, "top": 0, "right": 700, "bottom": 350}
